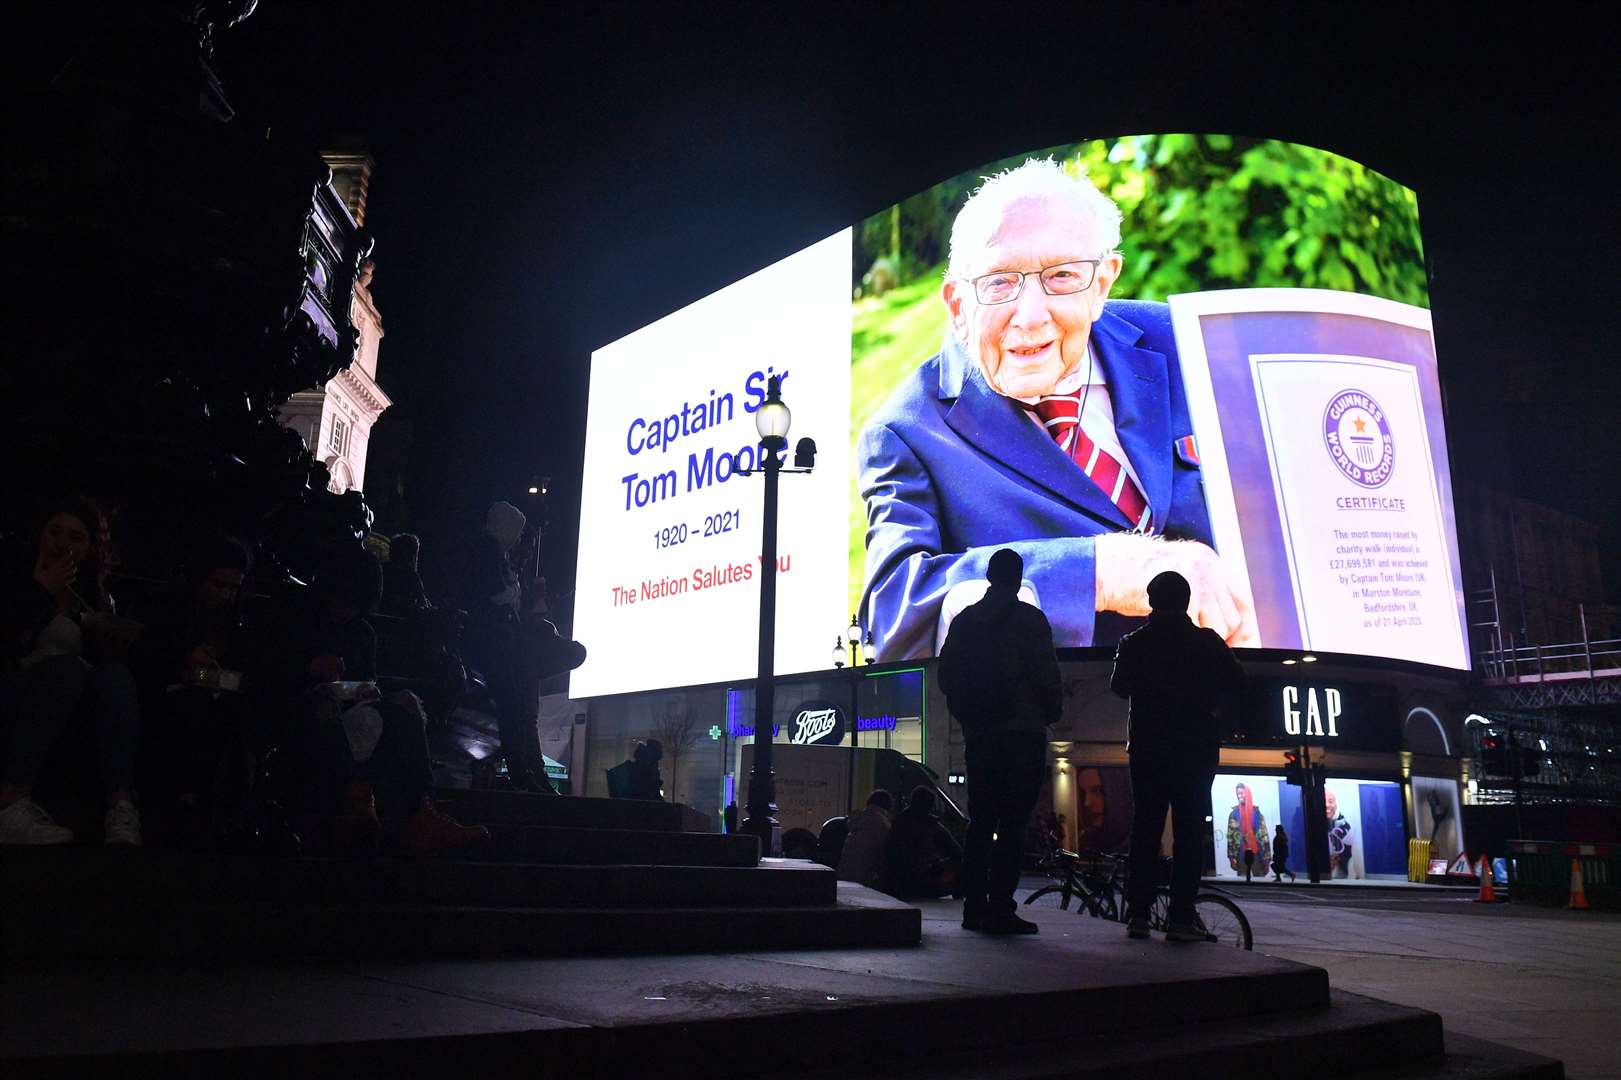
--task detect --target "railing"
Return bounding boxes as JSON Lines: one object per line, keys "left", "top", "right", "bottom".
{"left": 1478, "top": 636, "right": 1621, "bottom": 684}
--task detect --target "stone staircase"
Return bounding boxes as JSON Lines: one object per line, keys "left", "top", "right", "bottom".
{"left": 0, "top": 905, "right": 1562, "bottom": 1079}
{"left": 0, "top": 790, "right": 921, "bottom": 961}
{"left": 0, "top": 793, "right": 1563, "bottom": 1078}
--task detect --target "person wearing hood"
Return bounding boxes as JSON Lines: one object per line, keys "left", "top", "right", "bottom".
{"left": 1225, "top": 781, "right": 1271, "bottom": 881}
{"left": 459, "top": 502, "right": 553, "bottom": 793}
{"left": 1111, "top": 570, "right": 1244, "bottom": 941}
{"left": 938, "top": 548, "right": 1061, "bottom": 935}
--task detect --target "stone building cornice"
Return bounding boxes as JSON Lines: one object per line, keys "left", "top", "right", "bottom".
{"left": 333, "top": 362, "right": 392, "bottom": 421}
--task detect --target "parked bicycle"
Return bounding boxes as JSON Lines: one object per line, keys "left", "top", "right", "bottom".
{"left": 1023, "top": 849, "right": 1253, "bottom": 949}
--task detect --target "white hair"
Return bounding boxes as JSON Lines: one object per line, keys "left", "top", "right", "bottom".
{"left": 946, "top": 157, "right": 1123, "bottom": 278}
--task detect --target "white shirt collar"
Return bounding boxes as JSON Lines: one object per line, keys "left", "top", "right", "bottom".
{"left": 1013, "top": 343, "right": 1097, "bottom": 406}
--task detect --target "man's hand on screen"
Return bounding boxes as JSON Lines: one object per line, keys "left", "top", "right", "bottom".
{"left": 1095, "top": 534, "right": 1258, "bottom": 646}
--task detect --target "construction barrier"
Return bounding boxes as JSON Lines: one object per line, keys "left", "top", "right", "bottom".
{"left": 1506, "top": 840, "right": 1619, "bottom": 909}
{"left": 1407, "top": 838, "right": 1432, "bottom": 883}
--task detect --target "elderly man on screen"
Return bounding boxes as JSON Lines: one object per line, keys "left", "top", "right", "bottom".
{"left": 857, "top": 158, "right": 1257, "bottom": 657}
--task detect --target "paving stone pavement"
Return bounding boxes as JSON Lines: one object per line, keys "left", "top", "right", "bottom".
{"left": 1026, "top": 881, "right": 1620, "bottom": 1080}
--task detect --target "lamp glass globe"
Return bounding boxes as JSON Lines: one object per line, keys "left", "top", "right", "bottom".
{"left": 756, "top": 400, "right": 791, "bottom": 440}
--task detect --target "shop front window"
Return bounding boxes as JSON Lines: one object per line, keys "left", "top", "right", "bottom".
{"left": 718, "top": 667, "right": 929, "bottom": 833}
{"left": 1210, "top": 773, "right": 1408, "bottom": 881}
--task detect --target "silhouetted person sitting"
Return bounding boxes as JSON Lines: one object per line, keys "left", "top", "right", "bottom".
{"left": 938, "top": 548, "right": 1061, "bottom": 935}
{"left": 1, "top": 497, "right": 143, "bottom": 846}
{"left": 134, "top": 533, "right": 259, "bottom": 846}
{"left": 781, "top": 827, "right": 818, "bottom": 860}
{"left": 885, "top": 786, "right": 963, "bottom": 900}
{"left": 836, "top": 789, "right": 894, "bottom": 891}
{"left": 815, "top": 815, "right": 849, "bottom": 869}
{"left": 379, "top": 533, "right": 434, "bottom": 618}
{"left": 1111, "top": 570, "right": 1244, "bottom": 941}
{"left": 257, "top": 545, "right": 486, "bottom": 857}
{"left": 608, "top": 739, "right": 663, "bottom": 800}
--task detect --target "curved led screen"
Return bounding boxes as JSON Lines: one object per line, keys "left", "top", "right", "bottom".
{"left": 572, "top": 135, "right": 1467, "bottom": 698}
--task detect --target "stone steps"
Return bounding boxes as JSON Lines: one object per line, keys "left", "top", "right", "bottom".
{"left": 0, "top": 885, "right": 919, "bottom": 962}
{"left": 0, "top": 888, "right": 1561, "bottom": 1078}
{"left": 0, "top": 954, "right": 1562, "bottom": 1080}
{"left": 468, "top": 822, "right": 758, "bottom": 865}
{"left": 1, "top": 849, "right": 828, "bottom": 907}
{"left": 0, "top": 786, "right": 928, "bottom": 964}
{"left": 435, "top": 789, "right": 689, "bottom": 832}
{"left": 788, "top": 990, "right": 1442, "bottom": 1080}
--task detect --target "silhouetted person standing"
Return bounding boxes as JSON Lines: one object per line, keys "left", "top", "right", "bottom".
{"left": 939, "top": 548, "right": 1061, "bottom": 935}
{"left": 1111, "top": 570, "right": 1244, "bottom": 941}
{"left": 459, "top": 502, "right": 553, "bottom": 794}
{"left": 1273, "top": 823, "right": 1294, "bottom": 882}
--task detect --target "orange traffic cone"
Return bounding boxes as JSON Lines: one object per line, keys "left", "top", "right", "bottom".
{"left": 1568, "top": 858, "right": 1590, "bottom": 910}
{"left": 1475, "top": 856, "right": 1497, "bottom": 903}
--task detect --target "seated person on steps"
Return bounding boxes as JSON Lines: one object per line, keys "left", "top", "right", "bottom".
{"left": 253, "top": 544, "right": 486, "bottom": 857}
{"left": 1, "top": 496, "right": 143, "bottom": 847}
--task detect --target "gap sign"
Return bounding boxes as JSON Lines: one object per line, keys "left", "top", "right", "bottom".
{"left": 1232, "top": 679, "right": 1398, "bottom": 751}
{"left": 1283, "top": 685, "right": 1342, "bottom": 737}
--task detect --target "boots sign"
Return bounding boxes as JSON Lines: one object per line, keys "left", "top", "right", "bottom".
{"left": 1232, "top": 679, "right": 1397, "bottom": 751}
{"left": 788, "top": 700, "right": 845, "bottom": 746}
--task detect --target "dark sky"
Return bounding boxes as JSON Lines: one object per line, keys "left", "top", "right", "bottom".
{"left": 192, "top": 5, "right": 1621, "bottom": 596}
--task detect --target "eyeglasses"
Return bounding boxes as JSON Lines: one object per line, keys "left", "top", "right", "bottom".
{"left": 968, "top": 259, "right": 1102, "bottom": 305}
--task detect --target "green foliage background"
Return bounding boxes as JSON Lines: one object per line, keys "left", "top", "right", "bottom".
{"left": 847, "top": 134, "right": 1429, "bottom": 618}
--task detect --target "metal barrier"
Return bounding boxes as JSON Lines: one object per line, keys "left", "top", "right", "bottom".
{"left": 1506, "top": 840, "right": 1618, "bottom": 909}
{"left": 1479, "top": 635, "right": 1621, "bottom": 684}
{"left": 1407, "top": 838, "right": 1432, "bottom": 883}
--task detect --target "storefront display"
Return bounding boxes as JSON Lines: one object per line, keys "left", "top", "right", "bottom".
{"left": 1211, "top": 773, "right": 1407, "bottom": 880}
{"left": 1411, "top": 774, "right": 1465, "bottom": 865}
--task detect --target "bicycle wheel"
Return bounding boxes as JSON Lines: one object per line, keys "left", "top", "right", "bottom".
{"left": 1094, "top": 883, "right": 1124, "bottom": 923}
{"left": 1147, "top": 890, "right": 1172, "bottom": 932}
{"left": 1023, "top": 884, "right": 1073, "bottom": 911}
{"left": 1193, "top": 894, "right": 1253, "bottom": 950}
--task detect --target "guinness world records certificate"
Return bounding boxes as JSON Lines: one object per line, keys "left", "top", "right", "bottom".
{"left": 1168, "top": 289, "right": 1469, "bottom": 669}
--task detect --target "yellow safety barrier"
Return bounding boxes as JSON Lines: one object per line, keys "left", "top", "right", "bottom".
{"left": 1408, "top": 838, "right": 1432, "bottom": 883}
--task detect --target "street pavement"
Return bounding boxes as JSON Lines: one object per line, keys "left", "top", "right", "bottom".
{"left": 1025, "top": 876, "right": 1621, "bottom": 1080}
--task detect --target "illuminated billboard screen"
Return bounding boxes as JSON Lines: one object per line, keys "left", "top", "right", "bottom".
{"left": 572, "top": 135, "right": 1468, "bottom": 698}
{"left": 1214, "top": 774, "right": 1409, "bottom": 881}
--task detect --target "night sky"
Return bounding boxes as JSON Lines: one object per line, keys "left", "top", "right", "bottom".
{"left": 59, "top": 5, "right": 1621, "bottom": 601}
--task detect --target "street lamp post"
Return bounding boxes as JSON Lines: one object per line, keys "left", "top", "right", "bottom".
{"left": 835, "top": 617, "right": 879, "bottom": 817}
{"left": 744, "top": 376, "right": 792, "bottom": 856}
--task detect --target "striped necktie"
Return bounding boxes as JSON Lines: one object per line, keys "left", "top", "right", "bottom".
{"left": 1030, "top": 394, "right": 1152, "bottom": 532}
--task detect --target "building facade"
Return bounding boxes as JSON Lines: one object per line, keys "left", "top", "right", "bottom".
{"left": 278, "top": 149, "right": 392, "bottom": 494}
{"left": 1459, "top": 484, "right": 1615, "bottom": 651}
{"left": 573, "top": 650, "right": 1471, "bottom": 881}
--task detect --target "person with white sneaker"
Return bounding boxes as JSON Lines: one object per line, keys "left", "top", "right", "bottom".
{"left": 1, "top": 497, "right": 142, "bottom": 847}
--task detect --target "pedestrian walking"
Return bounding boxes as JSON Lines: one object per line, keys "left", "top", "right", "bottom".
{"left": 1110, "top": 571, "right": 1244, "bottom": 942}
{"left": 1273, "top": 823, "right": 1295, "bottom": 882}
{"left": 938, "top": 549, "right": 1062, "bottom": 936}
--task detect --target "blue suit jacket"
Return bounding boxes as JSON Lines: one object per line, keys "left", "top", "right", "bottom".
{"left": 857, "top": 299, "right": 1212, "bottom": 659}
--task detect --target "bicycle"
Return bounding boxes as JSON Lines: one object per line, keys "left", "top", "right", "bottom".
{"left": 1023, "top": 849, "right": 1253, "bottom": 950}
{"left": 1024, "top": 848, "right": 1125, "bottom": 921}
